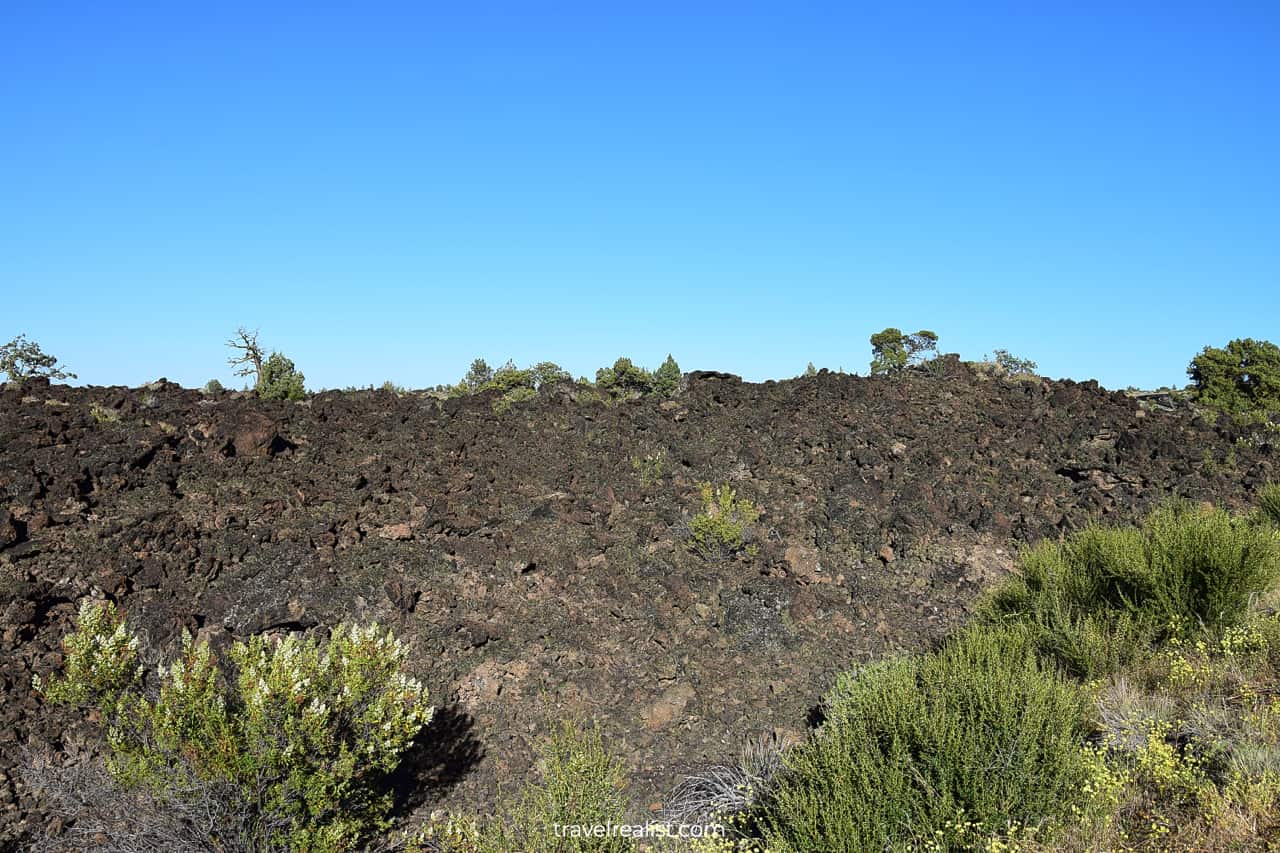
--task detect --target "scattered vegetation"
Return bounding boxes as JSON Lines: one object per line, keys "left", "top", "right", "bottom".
{"left": 23, "top": 339, "right": 1280, "bottom": 852}
{"left": 445, "top": 358, "right": 569, "bottom": 411}
{"left": 652, "top": 493, "right": 1280, "bottom": 852}
{"left": 1259, "top": 483, "right": 1280, "bottom": 527}
{"left": 687, "top": 483, "right": 761, "bottom": 561}
{"left": 631, "top": 450, "right": 668, "bottom": 486}
{"left": 493, "top": 385, "right": 537, "bottom": 413}
{"left": 1188, "top": 337, "right": 1280, "bottom": 422}
{"left": 1080, "top": 617, "right": 1280, "bottom": 850}
{"left": 1, "top": 334, "right": 76, "bottom": 383}
{"left": 452, "top": 358, "right": 565, "bottom": 395}
{"left": 445, "top": 355, "right": 683, "bottom": 410}
{"left": 31, "top": 601, "right": 433, "bottom": 852}
{"left": 89, "top": 402, "right": 120, "bottom": 424}
{"left": 337, "top": 381, "right": 409, "bottom": 394}
{"left": 869, "top": 328, "right": 938, "bottom": 375}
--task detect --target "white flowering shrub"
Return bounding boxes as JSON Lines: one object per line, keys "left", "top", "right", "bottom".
{"left": 34, "top": 600, "right": 142, "bottom": 706}
{"left": 34, "top": 600, "right": 433, "bottom": 852}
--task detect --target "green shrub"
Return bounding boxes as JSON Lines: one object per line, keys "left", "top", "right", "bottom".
{"left": 0, "top": 334, "right": 76, "bottom": 382}
{"left": 34, "top": 600, "right": 433, "bottom": 852}
{"left": 760, "top": 626, "right": 1100, "bottom": 851}
{"left": 869, "top": 328, "right": 938, "bottom": 376}
{"left": 1188, "top": 338, "right": 1280, "bottom": 420}
{"left": 202, "top": 378, "right": 225, "bottom": 394}
{"left": 1258, "top": 483, "right": 1280, "bottom": 528}
{"left": 631, "top": 451, "right": 667, "bottom": 486}
{"left": 980, "top": 502, "right": 1280, "bottom": 677}
{"left": 493, "top": 385, "right": 537, "bottom": 413}
{"left": 257, "top": 352, "right": 306, "bottom": 400}
{"left": 595, "top": 357, "right": 655, "bottom": 398}
{"left": 483, "top": 361, "right": 536, "bottom": 393}
{"left": 425, "top": 720, "right": 634, "bottom": 852}
{"left": 35, "top": 600, "right": 141, "bottom": 704}
{"left": 89, "top": 403, "right": 120, "bottom": 424}
{"left": 687, "top": 483, "right": 761, "bottom": 560}
{"left": 451, "top": 356, "right": 679, "bottom": 402}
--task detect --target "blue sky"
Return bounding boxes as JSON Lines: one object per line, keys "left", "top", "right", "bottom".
{"left": 3, "top": 1, "right": 1277, "bottom": 390}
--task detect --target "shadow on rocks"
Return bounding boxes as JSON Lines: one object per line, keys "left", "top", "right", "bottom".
{"left": 388, "top": 704, "right": 485, "bottom": 814}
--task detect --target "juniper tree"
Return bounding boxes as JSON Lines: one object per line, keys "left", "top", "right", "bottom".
{"left": 652, "top": 354, "right": 682, "bottom": 395}
{"left": 1188, "top": 338, "right": 1280, "bottom": 419}
{"left": 870, "top": 328, "right": 938, "bottom": 375}
{"left": 0, "top": 334, "right": 76, "bottom": 382}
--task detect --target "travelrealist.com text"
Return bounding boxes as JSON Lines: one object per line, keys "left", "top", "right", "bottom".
{"left": 554, "top": 821, "right": 726, "bottom": 839}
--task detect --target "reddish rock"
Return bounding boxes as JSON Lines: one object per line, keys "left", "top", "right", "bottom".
{"left": 377, "top": 522, "right": 414, "bottom": 541}
{"left": 641, "top": 684, "right": 696, "bottom": 731}
{"left": 784, "top": 543, "right": 822, "bottom": 583}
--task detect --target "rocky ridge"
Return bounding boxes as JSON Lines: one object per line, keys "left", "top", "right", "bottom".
{"left": 0, "top": 363, "right": 1274, "bottom": 846}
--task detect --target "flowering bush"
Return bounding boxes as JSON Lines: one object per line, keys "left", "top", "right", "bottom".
{"left": 34, "top": 600, "right": 433, "bottom": 852}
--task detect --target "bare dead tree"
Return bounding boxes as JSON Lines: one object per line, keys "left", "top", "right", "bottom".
{"left": 226, "top": 327, "right": 265, "bottom": 387}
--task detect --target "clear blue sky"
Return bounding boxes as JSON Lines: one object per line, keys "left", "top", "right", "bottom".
{"left": 3, "top": 1, "right": 1277, "bottom": 390}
